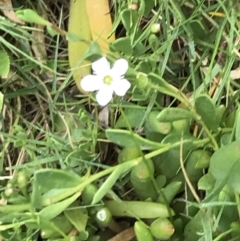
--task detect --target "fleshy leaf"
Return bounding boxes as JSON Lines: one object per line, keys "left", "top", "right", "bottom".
{"left": 91, "top": 162, "right": 137, "bottom": 204}
{"left": 157, "top": 108, "right": 192, "bottom": 122}
{"left": 115, "top": 107, "right": 146, "bottom": 128}
{"left": 209, "top": 141, "right": 240, "bottom": 192}
{"left": 195, "top": 94, "right": 218, "bottom": 131}
{"left": 64, "top": 208, "right": 88, "bottom": 232}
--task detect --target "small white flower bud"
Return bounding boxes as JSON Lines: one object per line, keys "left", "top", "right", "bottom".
{"left": 151, "top": 23, "right": 161, "bottom": 34}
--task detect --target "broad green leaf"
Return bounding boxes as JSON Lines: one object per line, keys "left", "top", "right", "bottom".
{"left": 154, "top": 134, "right": 194, "bottom": 178}
{"left": 162, "top": 134, "right": 195, "bottom": 149}
{"left": 54, "top": 111, "right": 85, "bottom": 133}
{"left": 189, "top": 18, "right": 208, "bottom": 40}
{"left": 157, "top": 108, "right": 192, "bottom": 122}
{"left": 217, "top": 185, "right": 238, "bottom": 231}
{"left": 68, "top": 0, "right": 91, "bottom": 93}
{"left": 0, "top": 50, "right": 10, "bottom": 78}
{"left": 31, "top": 179, "right": 43, "bottom": 208}
{"left": 142, "top": 0, "right": 155, "bottom": 16}
{"left": 136, "top": 61, "right": 151, "bottom": 74}
{"left": 195, "top": 94, "right": 218, "bottom": 131}
{"left": 209, "top": 141, "right": 240, "bottom": 192}
{"left": 198, "top": 173, "right": 215, "bottom": 191}
{"left": 138, "top": 0, "right": 146, "bottom": 16}
{"left": 38, "top": 215, "right": 73, "bottom": 238}
{"left": 184, "top": 211, "right": 204, "bottom": 241}
{"left": 111, "top": 37, "right": 132, "bottom": 55}
{"left": 84, "top": 41, "right": 102, "bottom": 62}
{"left": 91, "top": 161, "right": 137, "bottom": 204}
{"left": 220, "top": 133, "right": 231, "bottom": 146}
{"left": 132, "top": 86, "right": 150, "bottom": 101}
{"left": 34, "top": 169, "right": 82, "bottom": 193}
{"left": 64, "top": 208, "right": 88, "bottom": 232}
{"left": 120, "top": 9, "right": 138, "bottom": 33}
{"left": 38, "top": 192, "right": 80, "bottom": 220}
{"left": 115, "top": 107, "right": 146, "bottom": 128}
{"left": 149, "top": 34, "right": 160, "bottom": 51}
{"left": 106, "top": 129, "right": 164, "bottom": 150}
{"left": 192, "top": 150, "right": 211, "bottom": 169}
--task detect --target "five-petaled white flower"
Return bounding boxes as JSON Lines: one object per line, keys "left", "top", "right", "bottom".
{"left": 81, "top": 57, "right": 131, "bottom": 106}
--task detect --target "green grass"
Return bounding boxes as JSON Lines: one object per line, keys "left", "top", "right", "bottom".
{"left": 1, "top": 0, "right": 240, "bottom": 240}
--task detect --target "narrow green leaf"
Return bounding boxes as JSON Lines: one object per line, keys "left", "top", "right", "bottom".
{"left": 38, "top": 192, "right": 80, "bottom": 220}
{"left": 91, "top": 168, "right": 122, "bottom": 204}
{"left": 235, "top": 107, "right": 240, "bottom": 141}
{"left": 0, "top": 50, "right": 10, "bottom": 78}
{"left": 16, "top": 9, "right": 50, "bottom": 25}
{"left": 92, "top": 162, "right": 137, "bottom": 204}
{"left": 0, "top": 92, "right": 3, "bottom": 113}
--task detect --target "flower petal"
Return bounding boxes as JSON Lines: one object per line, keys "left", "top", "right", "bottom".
{"left": 92, "top": 57, "right": 110, "bottom": 76}
{"left": 96, "top": 86, "right": 113, "bottom": 106}
{"left": 81, "top": 75, "right": 102, "bottom": 92}
{"left": 111, "top": 58, "right": 129, "bottom": 77}
{"left": 112, "top": 78, "right": 131, "bottom": 96}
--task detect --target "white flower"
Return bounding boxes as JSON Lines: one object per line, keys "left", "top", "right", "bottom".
{"left": 81, "top": 57, "right": 131, "bottom": 106}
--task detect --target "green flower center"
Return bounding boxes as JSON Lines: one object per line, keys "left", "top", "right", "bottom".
{"left": 103, "top": 75, "right": 113, "bottom": 85}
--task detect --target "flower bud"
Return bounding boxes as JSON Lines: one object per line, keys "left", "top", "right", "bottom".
{"left": 151, "top": 23, "right": 160, "bottom": 34}
{"left": 129, "top": 3, "right": 138, "bottom": 10}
